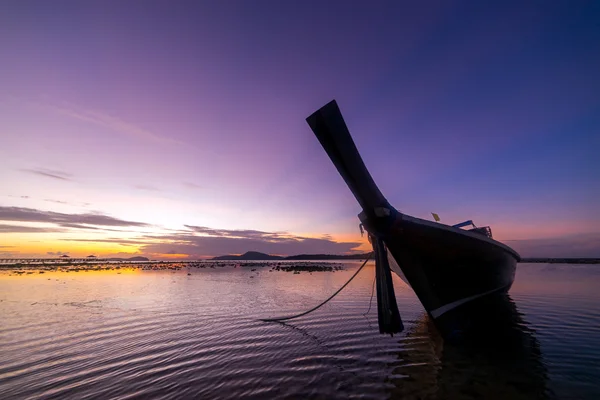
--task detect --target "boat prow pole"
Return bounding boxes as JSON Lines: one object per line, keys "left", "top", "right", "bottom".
{"left": 306, "top": 100, "right": 392, "bottom": 218}
{"left": 306, "top": 99, "right": 403, "bottom": 335}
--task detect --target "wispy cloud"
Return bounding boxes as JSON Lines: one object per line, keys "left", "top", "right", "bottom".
{"left": 59, "top": 223, "right": 121, "bottom": 231}
{"left": 8, "top": 195, "right": 89, "bottom": 207}
{"left": 0, "top": 206, "right": 150, "bottom": 231}
{"left": 44, "top": 199, "right": 68, "bottom": 204}
{"left": 133, "top": 185, "right": 161, "bottom": 192}
{"left": 47, "top": 251, "right": 68, "bottom": 256}
{"left": 184, "top": 225, "right": 289, "bottom": 241}
{"left": 183, "top": 182, "right": 202, "bottom": 190}
{"left": 60, "top": 238, "right": 150, "bottom": 247}
{"left": 20, "top": 168, "right": 73, "bottom": 181}
{"left": 43, "top": 199, "right": 90, "bottom": 207}
{"left": 141, "top": 231, "right": 361, "bottom": 258}
{"left": 0, "top": 224, "right": 64, "bottom": 233}
{"left": 41, "top": 100, "right": 182, "bottom": 145}
{"left": 59, "top": 225, "right": 362, "bottom": 258}
{"left": 1, "top": 206, "right": 361, "bottom": 258}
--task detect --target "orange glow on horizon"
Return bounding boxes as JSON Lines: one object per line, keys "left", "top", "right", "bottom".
{"left": 0, "top": 228, "right": 373, "bottom": 259}
{"left": 0, "top": 234, "right": 141, "bottom": 259}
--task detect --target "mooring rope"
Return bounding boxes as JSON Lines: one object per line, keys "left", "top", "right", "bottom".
{"left": 363, "top": 274, "right": 376, "bottom": 317}
{"left": 260, "top": 253, "right": 373, "bottom": 322}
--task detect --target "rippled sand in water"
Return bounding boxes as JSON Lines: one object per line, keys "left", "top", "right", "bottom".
{"left": 1, "top": 262, "right": 599, "bottom": 399}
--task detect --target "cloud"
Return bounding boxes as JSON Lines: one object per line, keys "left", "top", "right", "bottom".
{"left": 147, "top": 225, "right": 361, "bottom": 257}
{"left": 59, "top": 225, "right": 362, "bottom": 258}
{"left": 133, "top": 185, "right": 161, "bottom": 192}
{"left": 0, "top": 206, "right": 150, "bottom": 231}
{"left": 184, "top": 225, "right": 288, "bottom": 240}
{"left": 43, "top": 199, "right": 91, "bottom": 207}
{"left": 44, "top": 199, "right": 69, "bottom": 204}
{"left": 20, "top": 168, "right": 73, "bottom": 181}
{"left": 183, "top": 182, "right": 203, "bottom": 190}
{"left": 139, "top": 233, "right": 361, "bottom": 258}
{"left": 0, "top": 224, "right": 63, "bottom": 233}
{"left": 43, "top": 101, "right": 181, "bottom": 145}
{"left": 47, "top": 251, "right": 68, "bottom": 256}
{"left": 60, "top": 238, "right": 146, "bottom": 246}
{"left": 0, "top": 205, "right": 360, "bottom": 258}
{"left": 7, "top": 196, "right": 89, "bottom": 207}
{"left": 507, "top": 232, "right": 600, "bottom": 258}
{"left": 59, "top": 223, "right": 116, "bottom": 231}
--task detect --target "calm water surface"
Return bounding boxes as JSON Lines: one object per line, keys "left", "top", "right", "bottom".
{"left": 1, "top": 262, "right": 599, "bottom": 399}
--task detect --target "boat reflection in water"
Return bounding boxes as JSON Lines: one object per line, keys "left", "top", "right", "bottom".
{"left": 389, "top": 294, "right": 551, "bottom": 399}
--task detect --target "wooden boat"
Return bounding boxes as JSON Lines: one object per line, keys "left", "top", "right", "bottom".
{"left": 306, "top": 100, "right": 521, "bottom": 336}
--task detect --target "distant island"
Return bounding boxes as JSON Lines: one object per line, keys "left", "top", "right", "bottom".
{"left": 520, "top": 258, "right": 600, "bottom": 264}
{"left": 212, "top": 251, "right": 371, "bottom": 261}
{"left": 284, "top": 253, "right": 371, "bottom": 260}
{"left": 2, "top": 254, "right": 598, "bottom": 264}
{"left": 212, "top": 251, "right": 284, "bottom": 260}
{"left": 107, "top": 256, "right": 150, "bottom": 262}
{"left": 211, "top": 252, "right": 600, "bottom": 264}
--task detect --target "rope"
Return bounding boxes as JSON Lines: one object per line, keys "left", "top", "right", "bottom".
{"left": 260, "top": 253, "right": 373, "bottom": 322}
{"left": 363, "top": 274, "right": 376, "bottom": 317}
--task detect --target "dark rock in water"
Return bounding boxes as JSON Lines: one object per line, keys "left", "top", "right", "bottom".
{"left": 211, "top": 251, "right": 370, "bottom": 261}
{"left": 274, "top": 263, "right": 344, "bottom": 273}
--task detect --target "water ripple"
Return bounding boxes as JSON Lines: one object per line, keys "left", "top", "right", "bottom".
{"left": 1, "top": 263, "right": 600, "bottom": 399}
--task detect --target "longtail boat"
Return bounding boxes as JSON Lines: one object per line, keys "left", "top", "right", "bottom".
{"left": 306, "top": 100, "right": 521, "bottom": 336}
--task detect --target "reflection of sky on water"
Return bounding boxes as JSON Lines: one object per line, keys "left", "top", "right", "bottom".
{"left": 0, "top": 262, "right": 598, "bottom": 398}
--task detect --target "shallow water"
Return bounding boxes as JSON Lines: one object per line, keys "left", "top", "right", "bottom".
{"left": 0, "top": 262, "right": 599, "bottom": 399}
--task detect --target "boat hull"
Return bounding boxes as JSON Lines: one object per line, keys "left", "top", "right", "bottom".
{"left": 305, "top": 99, "right": 521, "bottom": 335}
{"left": 383, "top": 214, "right": 518, "bottom": 324}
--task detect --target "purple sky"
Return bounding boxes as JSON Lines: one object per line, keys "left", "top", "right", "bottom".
{"left": 1, "top": 1, "right": 598, "bottom": 258}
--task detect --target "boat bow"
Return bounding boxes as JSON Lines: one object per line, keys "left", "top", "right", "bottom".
{"left": 306, "top": 99, "right": 404, "bottom": 335}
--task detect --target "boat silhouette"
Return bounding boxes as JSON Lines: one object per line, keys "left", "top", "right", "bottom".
{"left": 306, "top": 100, "right": 521, "bottom": 336}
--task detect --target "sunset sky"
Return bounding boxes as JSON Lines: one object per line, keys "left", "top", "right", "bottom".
{"left": 1, "top": 1, "right": 598, "bottom": 259}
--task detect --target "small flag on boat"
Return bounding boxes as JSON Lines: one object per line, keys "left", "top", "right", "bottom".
{"left": 431, "top": 213, "right": 440, "bottom": 222}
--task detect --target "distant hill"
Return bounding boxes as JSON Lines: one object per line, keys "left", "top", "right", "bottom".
{"left": 107, "top": 256, "right": 150, "bottom": 262}
{"left": 284, "top": 253, "right": 371, "bottom": 260}
{"left": 212, "top": 251, "right": 284, "bottom": 261}
{"left": 521, "top": 258, "right": 600, "bottom": 264}
{"left": 212, "top": 251, "right": 371, "bottom": 261}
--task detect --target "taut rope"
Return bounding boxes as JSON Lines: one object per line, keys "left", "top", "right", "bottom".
{"left": 260, "top": 254, "right": 373, "bottom": 322}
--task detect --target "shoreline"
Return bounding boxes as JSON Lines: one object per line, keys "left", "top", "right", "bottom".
{"left": 0, "top": 260, "right": 346, "bottom": 273}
